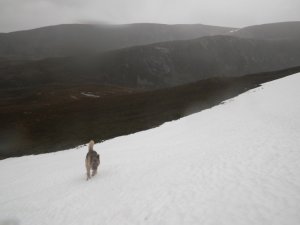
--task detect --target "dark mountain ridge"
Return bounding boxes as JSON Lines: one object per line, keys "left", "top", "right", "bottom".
{"left": 0, "top": 23, "right": 234, "bottom": 59}
{"left": 1, "top": 35, "right": 299, "bottom": 89}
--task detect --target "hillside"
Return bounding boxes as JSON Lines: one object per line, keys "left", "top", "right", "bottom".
{"left": 1, "top": 66, "right": 299, "bottom": 159}
{"left": 0, "top": 23, "right": 234, "bottom": 59}
{"left": 1, "top": 35, "right": 299, "bottom": 89}
{"left": 0, "top": 72, "right": 299, "bottom": 225}
{"left": 230, "top": 21, "right": 300, "bottom": 40}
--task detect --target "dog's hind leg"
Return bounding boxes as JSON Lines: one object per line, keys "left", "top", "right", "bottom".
{"left": 86, "top": 170, "right": 91, "bottom": 180}
{"left": 92, "top": 169, "right": 97, "bottom": 177}
{"left": 86, "top": 165, "right": 91, "bottom": 180}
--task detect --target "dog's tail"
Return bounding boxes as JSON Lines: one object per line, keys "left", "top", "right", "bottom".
{"left": 88, "top": 140, "right": 95, "bottom": 152}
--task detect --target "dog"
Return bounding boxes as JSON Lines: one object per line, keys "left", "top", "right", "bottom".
{"left": 85, "top": 140, "right": 100, "bottom": 180}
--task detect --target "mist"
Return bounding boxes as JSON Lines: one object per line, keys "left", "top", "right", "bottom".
{"left": 1, "top": 0, "right": 300, "bottom": 32}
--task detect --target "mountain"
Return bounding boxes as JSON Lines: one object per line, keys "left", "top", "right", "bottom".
{"left": 1, "top": 72, "right": 300, "bottom": 225}
{"left": 2, "top": 22, "right": 299, "bottom": 60}
{"left": 0, "top": 23, "right": 234, "bottom": 59}
{"left": 92, "top": 35, "right": 300, "bottom": 87}
{"left": 1, "top": 35, "right": 300, "bottom": 89}
{"left": 229, "top": 21, "right": 300, "bottom": 40}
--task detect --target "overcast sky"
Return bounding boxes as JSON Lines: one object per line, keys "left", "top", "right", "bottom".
{"left": 0, "top": 0, "right": 300, "bottom": 32}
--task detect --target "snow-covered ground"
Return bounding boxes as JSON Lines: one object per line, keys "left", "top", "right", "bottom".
{"left": 1, "top": 73, "right": 300, "bottom": 225}
{"left": 81, "top": 92, "right": 100, "bottom": 98}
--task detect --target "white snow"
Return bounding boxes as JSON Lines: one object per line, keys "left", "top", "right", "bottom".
{"left": 81, "top": 92, "right": 100, "bottom": 98}
{"left": 155, "top": 46, "right": 170, "bottom": 53}
{"left": 229, "top": 28, "right": 240, "bottom": 33}
{"left": 1, "top": 73, "right": 300, "bottom": 225}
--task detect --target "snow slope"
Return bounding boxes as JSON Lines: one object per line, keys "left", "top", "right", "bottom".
{"left": 0, "top": 73, "right": 300, "bottom": 225}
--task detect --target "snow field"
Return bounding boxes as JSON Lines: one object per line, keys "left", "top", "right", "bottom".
{"left": 0, "top": 73, "right": 300, "bottom": 225}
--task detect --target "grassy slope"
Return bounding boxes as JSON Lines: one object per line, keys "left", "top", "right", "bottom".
{"left": 0, "top": 66, "right": 300, "bottom": 159}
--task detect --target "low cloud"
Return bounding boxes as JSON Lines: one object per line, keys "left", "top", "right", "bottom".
{"left": 0, "top": 0, "right": 300, "bottom": 32}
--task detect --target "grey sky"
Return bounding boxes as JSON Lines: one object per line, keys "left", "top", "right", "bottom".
{"left": 0, "top": 0, "right": 300, "bottom": 32}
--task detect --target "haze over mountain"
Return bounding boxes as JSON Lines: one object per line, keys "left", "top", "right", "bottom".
{"left": 1, "top": 0, "right": 300, "bottom": 31}
{"left": 230, "top": 21, "right": 300, "bottom": 40}
{"left": 1, "top": 35, "right": 299, "bottom": 89}
{"left": 1, "top": 22, "right": 299, "bottom": 90}
{"left": 0, "top": 23, "right": 233, "bottom": 59}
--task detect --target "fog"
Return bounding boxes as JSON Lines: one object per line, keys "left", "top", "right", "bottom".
{"left": 0, "top": 0, "right": 300, "bottom": 32}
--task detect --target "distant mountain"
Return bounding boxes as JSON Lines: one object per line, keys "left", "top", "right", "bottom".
{"left": 1, "top": 35, "right": 299, "bottom": 89}
{"left": 229, "top": 21, "right": 300, "bottom": 40}
{"left": 0, "top": 23, "right": 234, "bottom": 59}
